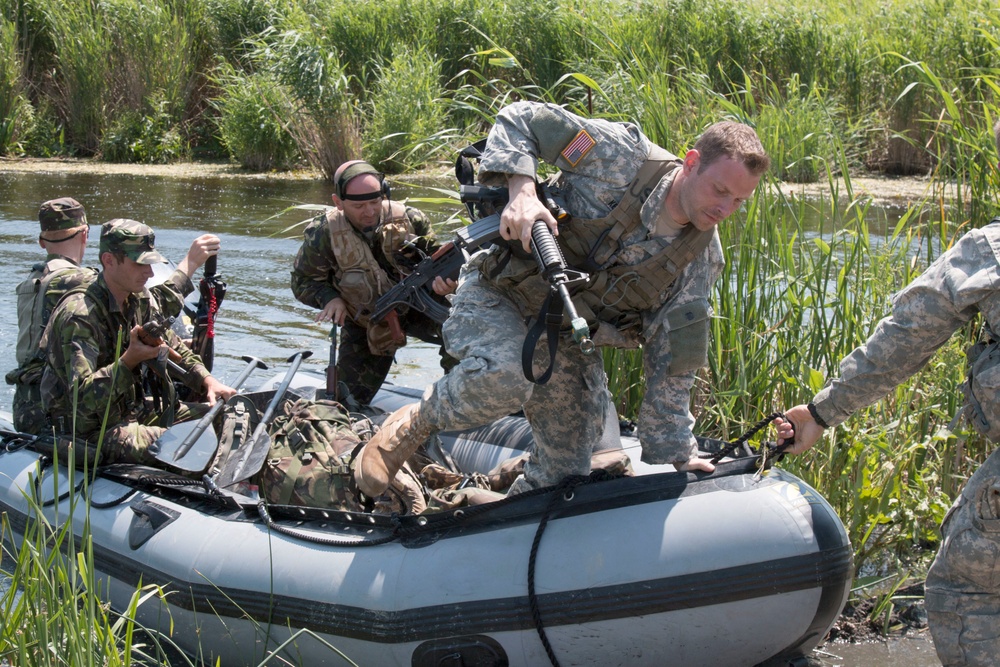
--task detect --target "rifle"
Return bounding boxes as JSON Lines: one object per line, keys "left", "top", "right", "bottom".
{"left": 370, "top": 183, "right": 535, "bottom": 326}
{"left": 191, "top": 255, "right": 227, "bottom": 372}
{"left": 325, "top": 323, "right": 339, "bottom": 400}
{"left": 370, "top": 211, "right": 505, "bottom": 325}
{"left": 138, "top": 313, "right": 187, "bottom": 370}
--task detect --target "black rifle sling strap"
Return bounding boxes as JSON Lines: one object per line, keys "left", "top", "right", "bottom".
{"left": 522, "top": 289, "right": 563, "bottom": 385}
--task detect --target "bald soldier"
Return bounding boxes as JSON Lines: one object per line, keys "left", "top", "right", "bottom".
{"left": 40, "top": 219, "right": 235, "bottom": 466}
{"left": 7, "top": 197, "right": 222, "bottom": 434}
{"left": 290, "top": 160, "right": 456, "bottom": 405}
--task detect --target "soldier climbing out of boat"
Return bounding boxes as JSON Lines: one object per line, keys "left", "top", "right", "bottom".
{"left": 772, "top": 120, "right": 1000, "bottom": 667}
{"left": 352, "top": 101, "right": 770, "bottom": 499}
{"left": 6, "top": 196, "right": 223, "bottom": 435}
{"left": 290, "top": 160, "right": 458, "bottom": 406}
{"left": 38, "top": 218, "right": 236, "bottom": 467}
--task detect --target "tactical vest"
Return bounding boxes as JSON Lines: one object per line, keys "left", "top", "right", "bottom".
{"left": 14, "top": 257, "right": 84, "bottom": 367}
{"left": 326, "top": 200, "right": 413, "bottom": 326}
{"left": 490, "top": 146, "right": 714, "bottom": 330}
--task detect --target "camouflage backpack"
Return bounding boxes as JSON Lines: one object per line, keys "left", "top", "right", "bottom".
{"left": 257, "top": 398, "right": 365, "bottom": 510}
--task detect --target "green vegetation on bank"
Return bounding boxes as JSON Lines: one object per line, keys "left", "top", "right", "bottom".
{"left": 4, "top": 0, "right": 1000, "bottom": 658}
{"left": 0, "top": 0, "right": 997, "bottom": 181}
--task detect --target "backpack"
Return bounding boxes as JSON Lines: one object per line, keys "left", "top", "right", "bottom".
{"left": 257, "top": 398, "right": 372, "bottom": 511}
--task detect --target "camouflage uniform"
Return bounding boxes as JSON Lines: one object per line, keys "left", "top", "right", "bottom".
{"left": 7, "top": 200, "right": 192, "bottom": 435}
{"left": 290, "top": 202, "right": 456, "bottom": 404}
{"left": 40, "top": 222, "right": 210, "bottom": 467}
{"left": 810, "top": 222, "right": 1000, "bottom": 666}
{"left": 415, "top": 102, "right": 724, "bottom": 493}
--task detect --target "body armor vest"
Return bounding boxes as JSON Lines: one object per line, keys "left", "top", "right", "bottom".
{"left": 489, "top": 146, "right": 714, "bottom": 331}
{"left": 326, "top": 200, "right": 413, "bottom": 326}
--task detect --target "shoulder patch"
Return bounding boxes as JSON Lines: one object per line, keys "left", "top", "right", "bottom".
{"left": 560, "top": 129, "right": 596, "bottom": 167}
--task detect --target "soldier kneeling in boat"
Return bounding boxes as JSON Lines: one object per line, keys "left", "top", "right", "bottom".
{"left": 39, "top": 219, "right": 236, "bottom": 467}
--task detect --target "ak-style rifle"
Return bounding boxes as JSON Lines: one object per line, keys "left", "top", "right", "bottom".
{"left": 370, "top": 183, "right": 578, "bottom": 326}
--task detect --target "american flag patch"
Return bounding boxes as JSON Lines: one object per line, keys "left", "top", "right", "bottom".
{"left": 560, "top": 129, "right": 596, "bottom": 167}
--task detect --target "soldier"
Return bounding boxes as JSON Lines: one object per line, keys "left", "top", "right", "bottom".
{"left": 290, "top": 160, "right": 456, "bottom": 405}
{"left": 40, "top": 219, "right": 235, "bottom": 466}
{"left": 7, "top": 197, "right": 223, "bottom": 434}
{"left": 353, "top": 101, "right": 769, "bottom": 499}
{"left": 773, "top": 122, "right": 1000, "bottom": 667}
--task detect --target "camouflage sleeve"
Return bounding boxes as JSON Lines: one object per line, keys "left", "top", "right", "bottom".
{"left": 637, "top": 232, "right": 725, "bottom": 464}
{"left": 290, "top": 214, "right": 341, "bottom": 310}
{"left": 477, "top": 101, "right": 650, "bottom": 218}
{"left": 813, "top": 228, "right": 1000, "bottom": 428}
{"left": 406, "top": 206, "right": 440, "bottom": 254}
{"left": 148, "top": 269, "right": 195, "bottom": 319}
{"left": 46, "top": 294, "right": 136, "bottom": 420}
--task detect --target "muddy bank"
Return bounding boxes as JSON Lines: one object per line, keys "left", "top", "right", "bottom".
{"left": 0, "top": 157, "right": 965, "bottom": 209}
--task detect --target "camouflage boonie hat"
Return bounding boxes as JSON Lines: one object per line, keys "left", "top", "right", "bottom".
{"left": 99, "top": 218, "right": 167, "bottom": 264}
{"left": 38, "top": 197, "right": 87, "bottom": 232}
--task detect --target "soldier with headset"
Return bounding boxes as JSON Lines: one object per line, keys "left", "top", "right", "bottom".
{"left": 290, "top": 161, "right": 457, "bottom": 406}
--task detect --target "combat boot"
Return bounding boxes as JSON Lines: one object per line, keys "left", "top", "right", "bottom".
{"left": 353, "top": 402, "right": 433, "bottom": 498}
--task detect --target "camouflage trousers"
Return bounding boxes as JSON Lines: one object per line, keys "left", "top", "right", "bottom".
{"left": 12, "top": 381, "right": 47, "bottom": 435}
{"left": 421, "top": 271, "right": 610, "bottom": 494}
{"left": 925, "top": 446, "right": 1000, "bottom": 666}
{"left": 337, "top": 313, "right": 457, "bottom": 406}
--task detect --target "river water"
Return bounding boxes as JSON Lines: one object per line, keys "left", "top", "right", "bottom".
{"left": 0, "top": 167, "right": 941, "bottom": 666}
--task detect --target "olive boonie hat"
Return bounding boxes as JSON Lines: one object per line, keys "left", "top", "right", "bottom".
{"left": 99, "top": 218, "right": 167, "bottom": 265}
{"left": 38, "top": 197, "right": 87, "bottom": 232}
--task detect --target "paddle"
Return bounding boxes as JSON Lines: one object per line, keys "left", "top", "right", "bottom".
{"left": 215, "top": 350, "right": 312, "bottom": 488}
{"left": 152, "top": 355, "right": 267, "bottom": 472}
{"left": 191, "top": 255, "right": 227, "bottom": 372}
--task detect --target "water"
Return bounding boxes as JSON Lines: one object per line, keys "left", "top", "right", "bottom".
{"left": 0, "top": 169, "right": 454, "bottom": 414}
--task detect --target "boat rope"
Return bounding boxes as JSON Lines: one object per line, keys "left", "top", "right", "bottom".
{"left": 708, "top": 411, "right": 790, "bottom": 464}
{"left": 528, "top": 469, "right": 618, "bottom": 667}
{"left": 89, "top": 486, "right": 137, "bottom": 508}
{"left": 256, "top": 501, "right": 402, "bottom": 547}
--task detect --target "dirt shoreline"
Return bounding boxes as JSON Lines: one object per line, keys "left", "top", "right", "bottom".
{"left": 0, "top": 157, "right": 966, "bottom": 209}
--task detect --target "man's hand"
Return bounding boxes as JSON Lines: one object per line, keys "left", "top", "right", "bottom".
{"left": 316, "top": 297, "right": 348, "bottom": 325}
{"left": 202, "top": 376, "right": 236, "bottom": 406}
{"left": 673, "top": 456, "right": 716, "bottom": 473}
{"left": 121, "top": 325, "right": 165, "bottom": 370}
{"left": 176, "top": 234, "right": 221, "bottom": 278}
{"left": 431, "top": 276, "right": 457, "bottom": 296}
{"left": 502, "top": 175, "right": 557, "bottom": 253}
{"left": 774, "top": 404, "right": 826, "bottom": 455}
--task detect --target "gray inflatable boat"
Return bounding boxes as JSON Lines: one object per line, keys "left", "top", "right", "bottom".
{"left": 0, "top": 382, "right": 852, "bottom": 667}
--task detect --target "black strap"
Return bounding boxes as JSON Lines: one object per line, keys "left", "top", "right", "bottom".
{"left": 522, "top": 290, "right": 563, "bottom": 385}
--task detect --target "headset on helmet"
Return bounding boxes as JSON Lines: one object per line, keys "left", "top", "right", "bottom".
{"left": 334, "top": 160, "right": 390, "bottom": 201}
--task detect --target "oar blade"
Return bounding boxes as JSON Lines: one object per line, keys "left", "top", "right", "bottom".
{"left": 153, "top": 421, "right": 218, "bottom": 473}
{"left": 215, "top": 432, "right": 271, "bottom": 489}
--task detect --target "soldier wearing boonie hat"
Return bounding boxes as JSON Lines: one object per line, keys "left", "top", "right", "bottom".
{"left": 100, "top": 218, "right": 168, "bottom": 265}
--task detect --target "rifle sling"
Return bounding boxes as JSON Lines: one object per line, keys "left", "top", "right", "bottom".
{"left": 522, "top": 290, "right": 563, "bottom": 385}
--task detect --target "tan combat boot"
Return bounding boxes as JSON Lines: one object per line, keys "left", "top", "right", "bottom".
{"left": 353, "top": 403, "right": 433, "bottom": 498}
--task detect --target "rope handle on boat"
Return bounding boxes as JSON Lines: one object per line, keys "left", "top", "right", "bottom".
{"left": 256, "top": 501, "right": 402, "bottom": 547}
{"left": 708, "top": 411, "right": 793, "bottom": 465}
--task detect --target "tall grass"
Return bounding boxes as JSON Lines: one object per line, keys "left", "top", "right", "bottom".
{"left": 0, "top": 453, "right": 186, "bottom": 665}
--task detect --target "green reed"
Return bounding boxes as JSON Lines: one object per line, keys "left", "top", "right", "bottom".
{"left": 0, "top": 454, "right": 186, "bottom": 666}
